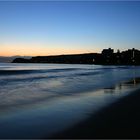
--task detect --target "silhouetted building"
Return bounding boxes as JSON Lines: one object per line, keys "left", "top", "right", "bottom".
{"left": 102, "top": 48, "right": 114, "bottom": 55}
{"left": 101, "top": 48, "right": 114, "bottom": 64}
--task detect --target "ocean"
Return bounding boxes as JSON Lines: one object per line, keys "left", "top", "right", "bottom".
{"left": 0, "top": 63, "right": 140, "bottom": 138}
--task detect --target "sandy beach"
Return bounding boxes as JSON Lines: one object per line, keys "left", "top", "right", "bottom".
{"left": 50, "top": 87, "right": 140, "bottom": 139}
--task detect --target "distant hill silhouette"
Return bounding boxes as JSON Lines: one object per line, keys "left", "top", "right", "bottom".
{"left": 0, "top": 56, "right": 31, "bottom": 63}
{"left": 12, "top": 48, "right": 140, "bottom": 65}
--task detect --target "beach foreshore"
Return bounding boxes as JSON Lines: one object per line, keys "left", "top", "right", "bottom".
{"left": 49, "top": 87, "right": 140, "bottom": 139}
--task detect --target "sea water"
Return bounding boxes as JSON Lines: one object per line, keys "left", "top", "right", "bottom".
{"left": 0, "top": 63, "right": 140, "bottom": 138}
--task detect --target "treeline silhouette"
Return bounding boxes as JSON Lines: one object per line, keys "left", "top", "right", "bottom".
{"left": 12, "top": 48, "right": 140, "bottom": 65}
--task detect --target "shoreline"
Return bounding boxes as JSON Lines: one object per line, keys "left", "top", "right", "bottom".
{"left": 49, "top": 87, "right": 140, "bottom": 139}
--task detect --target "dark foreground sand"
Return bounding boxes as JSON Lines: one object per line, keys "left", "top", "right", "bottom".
{"left": 49, "top": 88, "right": 140, "bottom": 139}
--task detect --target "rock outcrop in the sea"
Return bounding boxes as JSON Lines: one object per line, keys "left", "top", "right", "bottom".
{"left": 12, "top": 48, "right": 140, "bottom": 65}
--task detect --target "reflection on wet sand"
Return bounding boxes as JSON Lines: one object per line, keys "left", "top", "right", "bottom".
{"left": 123, "top": 77, "right": 140, "bottom": 86}
{"left": 103, "top": 77, "right": 140, "bottom": 94}
{"left": 103, "top": 67, "right": 140, "bottom": 94}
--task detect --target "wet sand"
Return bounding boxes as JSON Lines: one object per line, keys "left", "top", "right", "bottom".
{"left": 49, "top": 86, "right": 140, "bottom": 139}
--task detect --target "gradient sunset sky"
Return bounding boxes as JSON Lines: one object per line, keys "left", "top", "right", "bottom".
{"left": 0, "top": 1, "right": 140, "bottom": 56}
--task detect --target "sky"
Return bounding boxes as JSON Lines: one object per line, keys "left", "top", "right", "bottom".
{"left": 0, "top": 1, "right": 140, "bottom": 56}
